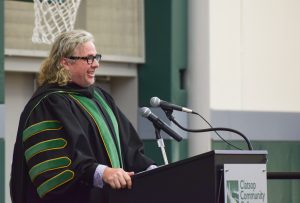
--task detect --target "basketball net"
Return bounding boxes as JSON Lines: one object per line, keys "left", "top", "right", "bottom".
{"left": 32, "top": 0, "right": 81, "bottom": 44}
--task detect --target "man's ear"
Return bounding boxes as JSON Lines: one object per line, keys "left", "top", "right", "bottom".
{"left": 60, "top": 58, "right": 71, "bottom": 70}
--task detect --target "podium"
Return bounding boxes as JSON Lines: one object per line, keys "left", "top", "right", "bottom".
{"left": 107, "top": 150, "right": 267, "bottom": 203}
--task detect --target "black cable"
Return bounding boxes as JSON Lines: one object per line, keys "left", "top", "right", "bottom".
{"left": 192, "top": 112, "right": 243, "bottom": 150}
{"left": 170, "top": 116, "right": 243, "bottom": 150}
{"left": 165, "top": 110, "right": 242, "bottom": 150}
{"left": 164, "top": 110, "right": 253, "bottom": 150}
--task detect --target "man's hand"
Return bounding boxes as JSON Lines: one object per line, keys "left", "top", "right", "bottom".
{"left": 102, "top": 167, "right": 134, "bottom": 189}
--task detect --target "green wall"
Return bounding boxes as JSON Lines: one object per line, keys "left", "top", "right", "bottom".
{"left": 170, "top": 0, "right": 187, "bottom": 105}
{"left": 139, "top": 0, "right": 187, "bottom": 170}
{"left": 139, "top": 0, "right": 187, "bottom": 107}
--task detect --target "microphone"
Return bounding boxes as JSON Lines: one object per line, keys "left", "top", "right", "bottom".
{"left": 150, "top": 97, "right": 193, "bottom": 113}
{"left": 140, "top": 107, "right": 182, "bottom": 142}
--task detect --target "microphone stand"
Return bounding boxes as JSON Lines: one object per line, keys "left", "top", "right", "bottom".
{"left": 153, "top": 125, "right": 169, "bottom": 165}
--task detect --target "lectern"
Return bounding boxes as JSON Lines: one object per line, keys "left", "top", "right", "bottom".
{"left": 107, "top": 150, "right": 267, "bottom": 203}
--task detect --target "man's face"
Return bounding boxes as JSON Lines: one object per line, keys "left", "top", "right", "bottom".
{"left": 63, "top": 41, "right": 100, "bottom": 87}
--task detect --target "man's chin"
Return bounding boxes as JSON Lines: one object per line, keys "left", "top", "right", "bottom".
{"left": 87, "top": 78, "right": 95, "bottom": 85}
{"left": 89, "top": 80, "right": 95, "bottom": 86}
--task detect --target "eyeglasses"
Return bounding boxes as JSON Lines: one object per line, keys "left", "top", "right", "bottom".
{"left": 67, "top": 54, "right": 102, "bottom": 65}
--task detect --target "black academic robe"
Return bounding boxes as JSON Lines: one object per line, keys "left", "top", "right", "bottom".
{"left": 10, "top": 83, "right": 154, "bottom": 203}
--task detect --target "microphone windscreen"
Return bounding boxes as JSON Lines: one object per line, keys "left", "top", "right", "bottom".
{"left": 150, "top": 97, "right": 160, "bottom": 107}
{"left": 140, "top": 107, "right": 151, "bottom": 117}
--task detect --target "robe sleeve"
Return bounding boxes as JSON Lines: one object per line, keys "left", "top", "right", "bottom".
{"left": 22, "top": 93, "right": 98, "bottom": 199}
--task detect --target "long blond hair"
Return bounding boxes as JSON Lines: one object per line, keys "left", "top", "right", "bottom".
{"left": 38, "top": 30, "right": 94, "bottom": 86}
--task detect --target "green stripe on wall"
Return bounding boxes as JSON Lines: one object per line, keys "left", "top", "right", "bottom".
{"left": 139, "top": 0, "right": 187, "bottom": 107}
{"left": 139, "top": 0, "right": 172, "bottom": 106}
{"left": 170, "top": 0, "right": 187, "bottom": 105}
{"left": 0, "top": 138, "right": 4, "bottom": 203}
{"left": 213, "top": 140, "right": 300, "bottom": 203}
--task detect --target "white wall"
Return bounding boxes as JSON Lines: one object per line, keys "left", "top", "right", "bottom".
{"left": 187, "top": 0, "right": 211, "bottom": 156}
{"left": 111, "top": 76, "right": 138, "bottom": 128}
{"left": 5, "top": 72, "right": 35, "bottom": 203}
{"left": 210, "top": 0, "right": 300, "bottom": 112}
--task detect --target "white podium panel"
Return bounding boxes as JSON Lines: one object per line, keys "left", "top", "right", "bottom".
{"left": 224, "top": 164, "right": 267, "bottom": 203}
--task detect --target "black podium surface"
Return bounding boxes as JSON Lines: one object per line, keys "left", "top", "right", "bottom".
{"left": 107, "top": 150, "right": 267, "bottom": 203}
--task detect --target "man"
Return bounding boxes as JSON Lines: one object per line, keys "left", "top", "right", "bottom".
{"left": 10, "top": 30, "right": 155, "bottom": 203}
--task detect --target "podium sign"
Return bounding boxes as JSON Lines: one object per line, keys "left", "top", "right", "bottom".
{"left": 224, "top": 164, "right": 267, "bottom": 203}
